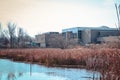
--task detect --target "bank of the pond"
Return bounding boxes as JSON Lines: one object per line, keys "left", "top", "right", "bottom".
{"left": 0, "top": 48, "right": 120, "bottom": 80}
{"left": 0, "top": 57, "right": 85, "bottom": 69}
{"left": 0, "top": 48, "right": 89, "bottom": 68}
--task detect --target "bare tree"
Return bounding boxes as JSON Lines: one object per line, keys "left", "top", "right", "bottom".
{"left": 7, "top": 22, "right": 16, "bottom": 48}
{"left": 17, "top": 27, "right": 25, "bottom": 47}
{"left": 0, "top": 23, "right": 3, "bottom": 47}
{"left": 0, "top": 23, "right": 3, "bottom": 37}
{"left": 17, "top": 27, "right": 32, "bottom": 48}
{"left": 0, "top": 22, "right": 32, "bottom": 48}
{"left": 22, "top": 34, "right": 32, "bottom": 48}
{"left": 114, "top": 3, "right": 120, "bottom": 48}
{"left": 0, "top": 23, "right": 9, "bottom": 48}
{"left": 115, "top": 3, "right": 120, "bottom": 34}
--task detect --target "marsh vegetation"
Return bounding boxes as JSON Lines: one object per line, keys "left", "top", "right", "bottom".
{"left": 0, "top": 47, "right": 120, "bottom": 80}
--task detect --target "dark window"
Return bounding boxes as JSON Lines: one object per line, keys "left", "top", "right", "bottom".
{"left": 78, "top": 31, "right": 82, "bottom": 39}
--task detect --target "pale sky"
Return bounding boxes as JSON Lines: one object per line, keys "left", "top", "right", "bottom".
{"left": 0, "top": 0, "right": 120, "bottom": 36}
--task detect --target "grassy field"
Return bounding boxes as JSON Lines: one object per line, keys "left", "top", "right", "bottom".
{"left": 0, "top": 47, "right": 120, "bottom": 79}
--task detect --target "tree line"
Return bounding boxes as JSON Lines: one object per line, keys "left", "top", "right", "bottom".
{"left": 0, "top": 22, "right": 32, "bottom": 48}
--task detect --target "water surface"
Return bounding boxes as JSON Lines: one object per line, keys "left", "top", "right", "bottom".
{"left": 0, "top": 59, "right": 99, "bottom": 80}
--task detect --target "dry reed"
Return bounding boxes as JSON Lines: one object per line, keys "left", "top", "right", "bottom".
{"left": 0, "top": 48, "right": 120, "bottom": 80}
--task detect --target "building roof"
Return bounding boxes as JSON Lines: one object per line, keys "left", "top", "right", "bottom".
{"left": 45, "top": 32, "right": 59, "bottom": 34}
{"left": 62, "top": 26, "right": 117, "bottom": 33}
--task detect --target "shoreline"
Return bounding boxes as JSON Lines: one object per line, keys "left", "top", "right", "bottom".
{"left": 0, "top": 48, "right": 120, "bottom": 79}
{"left": 0, "top": 57, "right": 86, "bottom": 69}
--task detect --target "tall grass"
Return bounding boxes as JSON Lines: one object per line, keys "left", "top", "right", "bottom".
{"left": 0, "top": 48, "right": 91, "bottom": 66}
{"left": 0, "top": 48, "right": 120, "bottom": 79}
{"left": 85, "top": 48, "right": 120, "bottom": 80}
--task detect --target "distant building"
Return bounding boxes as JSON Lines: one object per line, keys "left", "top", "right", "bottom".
{"left": 35, "top": 26, "right": 119, "bottom": 48}
{"left": 97, "top": 36, "right": 120, "bottom": 43}
{"left": 62, "top": 26, "right": 119, "bottom": 45}
{"left": 35, "top": 32, "right": 60, "bottom": 48}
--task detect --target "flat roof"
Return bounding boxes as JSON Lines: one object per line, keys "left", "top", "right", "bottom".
{"left": 62, "top": 26, "right": 117, "bottom": 33}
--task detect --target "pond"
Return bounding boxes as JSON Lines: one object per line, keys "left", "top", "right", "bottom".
{"left": 0, "top": 59, "right": 99, "bottom": 80}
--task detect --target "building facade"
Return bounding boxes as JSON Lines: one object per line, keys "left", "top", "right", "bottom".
{"left": 97, "top": 36, "right": 120, "bottom": 43}
{"left": 35, "top": 26, "right": 119, "bottom": 48}
{"left": 35, "top": 32, "right": 60, "bottom": 48}
{"left": 62, "top": 26, "right": 119, "bottom": 45}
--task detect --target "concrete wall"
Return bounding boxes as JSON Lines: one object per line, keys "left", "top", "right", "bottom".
{"left": 91, "top": 30, "right": 100, "bottom": 43}
{"left": 40, "top": 43, "right": 46, "bottom": 48}
{"left": 97, "top": 36, "right": 119, "bottom": 42}
{"left": 35, "top": 34, "right": 46, "bottom": 43}
{"left": 35, "top": 34, "right": 46, "bottom": 47}
{"left": 81, "top": 30, "right": 91, "bottom": 44}
{"left": 35, "top": 32, "right": 61, "bottom": 48}
{"left": 35, "top": 28, "right": 119, "bottom": 47}
{"left": 99, "top": 30, "right": 119, "bottom": 37}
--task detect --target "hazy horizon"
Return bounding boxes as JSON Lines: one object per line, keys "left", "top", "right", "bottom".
{"left": 0, "top": 0, "right": 119, "bottom": 36}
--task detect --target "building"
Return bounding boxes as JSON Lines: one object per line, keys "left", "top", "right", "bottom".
{"left": 35, "top": 26, "right": 119, "bottom": 48}
{"left": 97, "top": 36, "right": 120, "bottom": 43}
{"left": 35, "top": 32, "right": 60, "bottom": 48}
{"left": 62, "top": 26, "right": 119, "bottom": 45}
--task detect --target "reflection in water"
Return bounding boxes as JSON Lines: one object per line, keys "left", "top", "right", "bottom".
{"left": 0, "top": 72, "right": 24, "bottom": 80}
{"left": 18, "top": 72, "right": 23, "bottom": 77}
{"left": 0, "top": 72, "right": 2, "bottom": 80}
{"left": 7, "top": 72, "right": 16, "bottom": 80}
{"left": 0, "top": 59, "right": 100, "bottom": 80}
{"left": 30, "top": 63, "right": 32, "bottom": 76}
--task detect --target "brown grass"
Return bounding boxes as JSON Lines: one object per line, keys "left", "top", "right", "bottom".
{"left": 0, "top": 48, "right": 91, "bottom": 66}
{"left": 0, "top": 48, "right": 120, "bottom": 79}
